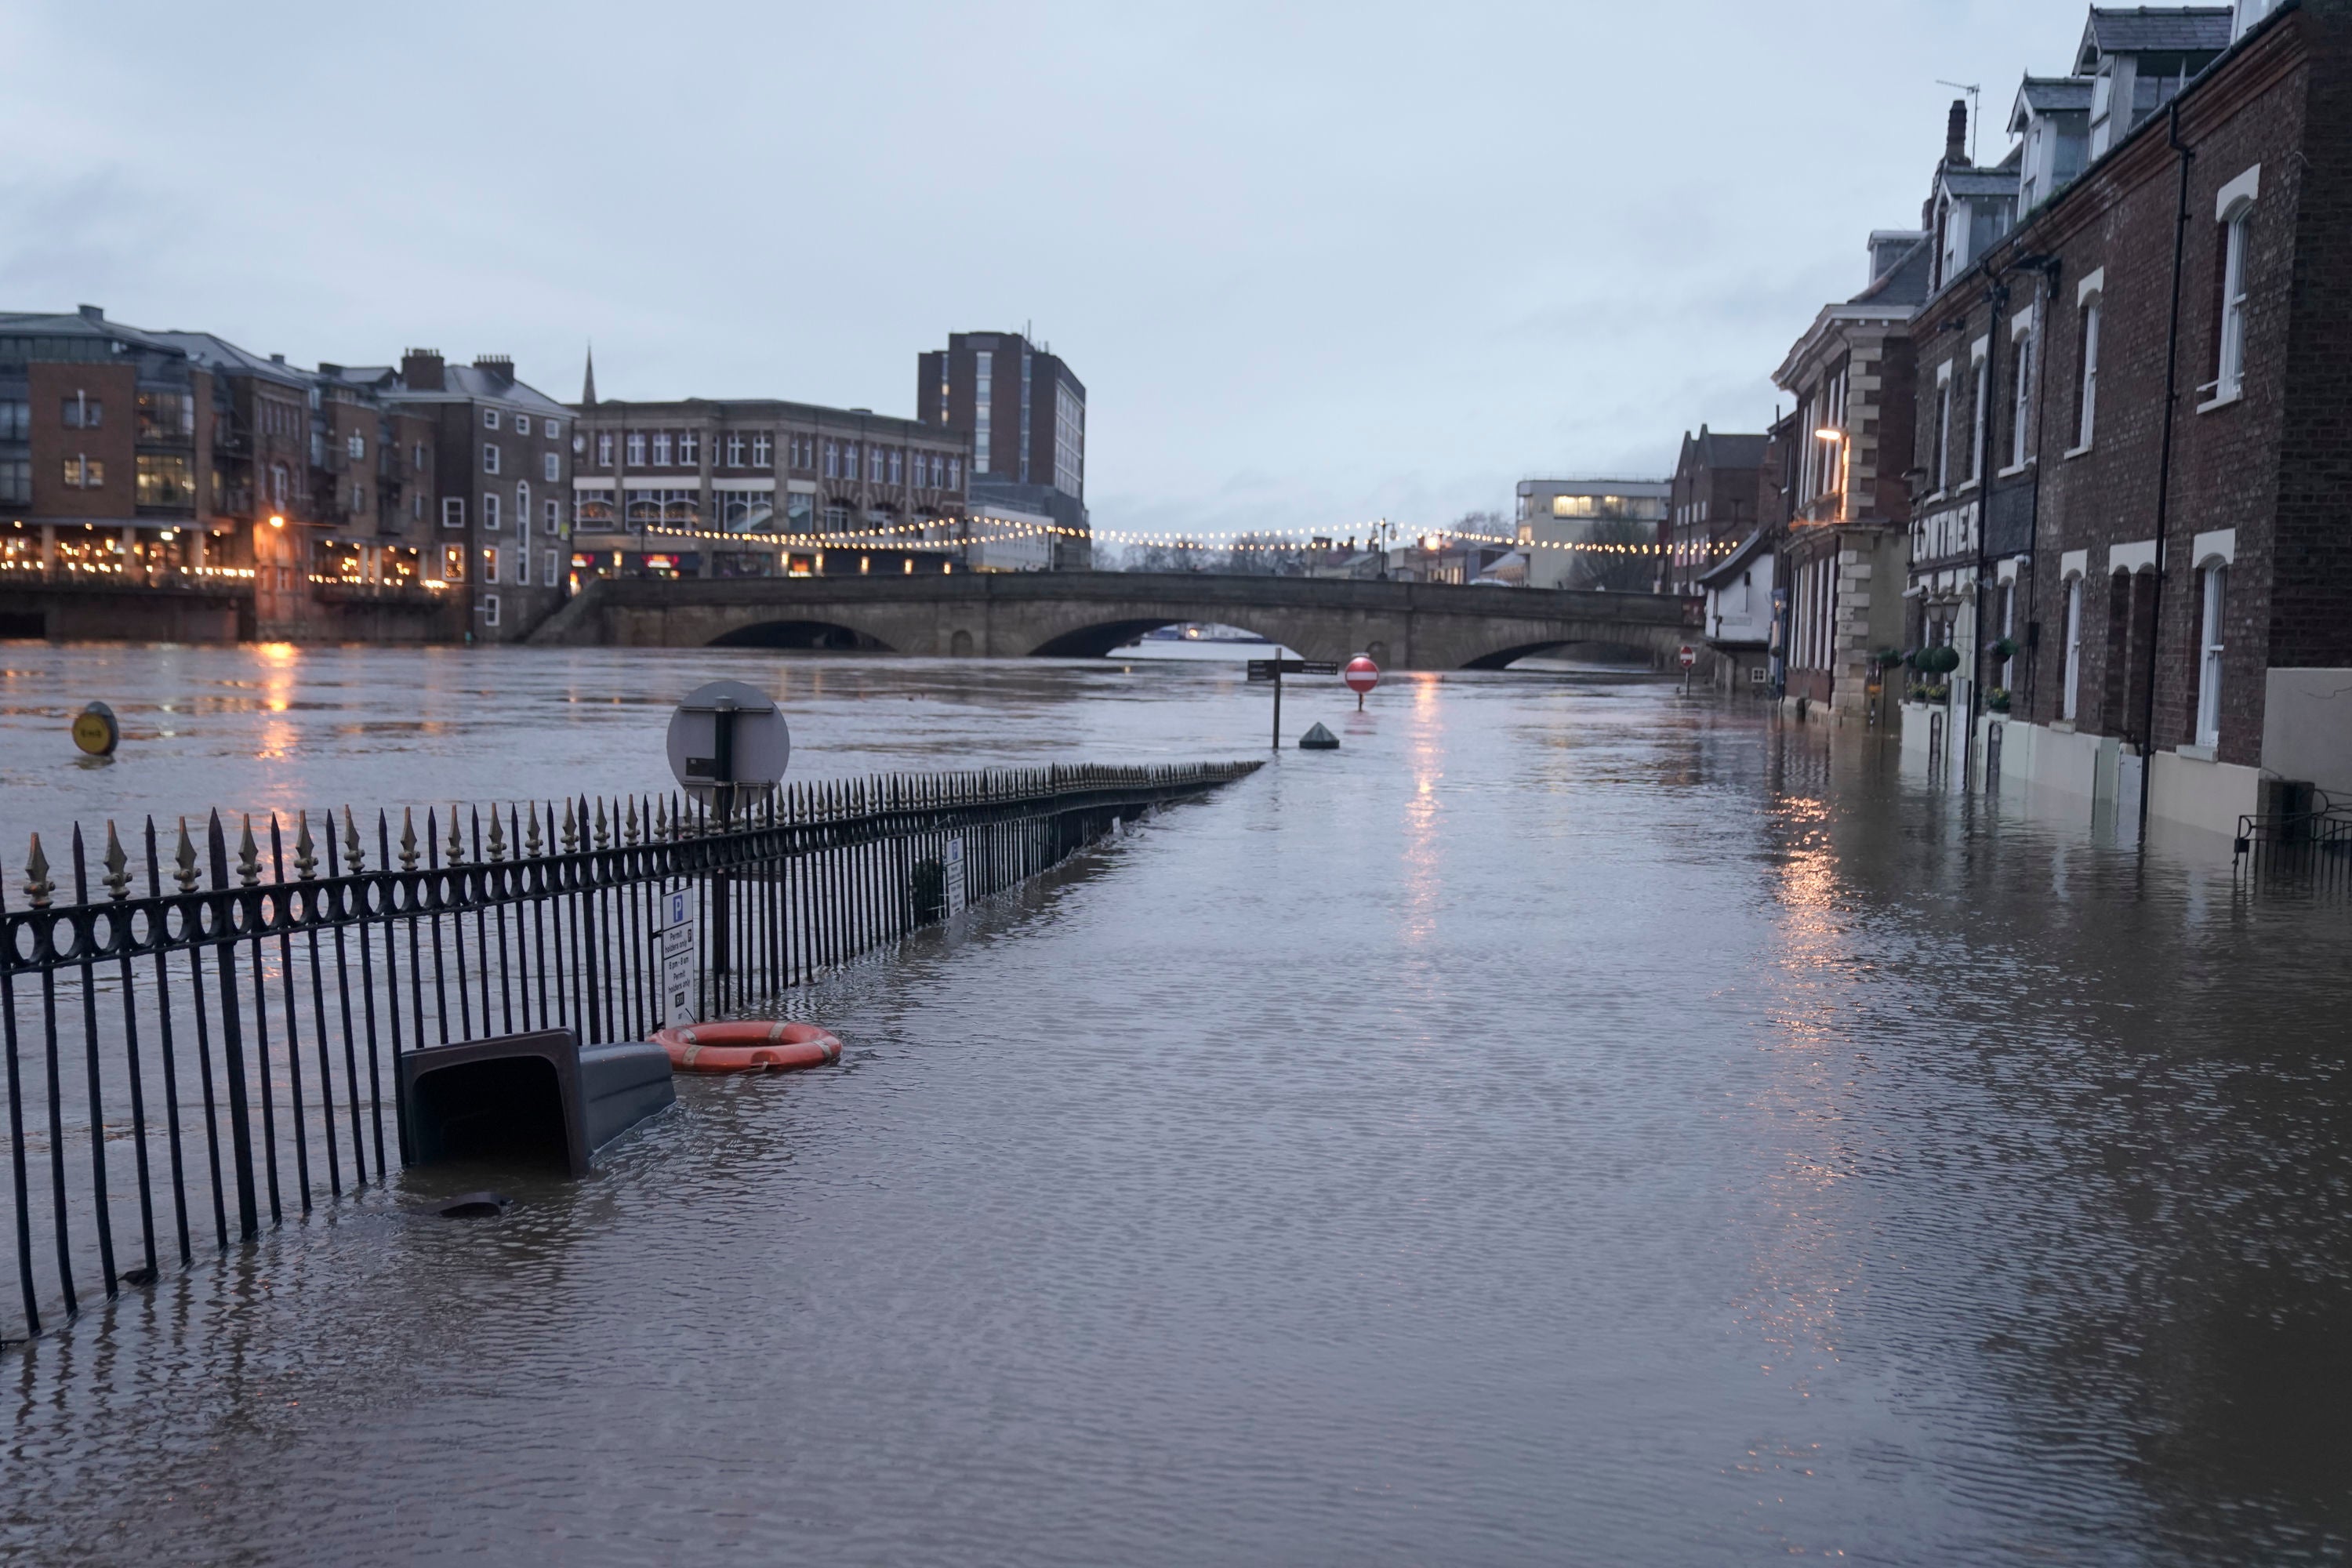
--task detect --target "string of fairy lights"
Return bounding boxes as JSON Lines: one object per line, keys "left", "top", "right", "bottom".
{"left": 615, "top": 517, "right": 1737, "bottom": 560}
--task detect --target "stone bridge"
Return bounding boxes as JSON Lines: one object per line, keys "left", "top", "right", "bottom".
{"left": 527, "top": 571, "right": 1703, "bottom": 670}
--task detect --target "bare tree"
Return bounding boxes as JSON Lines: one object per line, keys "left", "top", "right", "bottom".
{"left": 1566, "top": 517, "right": 1661, "bottom": 593}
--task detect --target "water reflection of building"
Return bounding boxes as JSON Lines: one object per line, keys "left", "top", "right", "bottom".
{"left": 1510, "top": 478, "right": 1669, "bottom": 590}
{"left": 568, "top": 372, "right": 972, "bottom": 584}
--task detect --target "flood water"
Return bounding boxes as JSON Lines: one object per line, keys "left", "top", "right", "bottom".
{"left": 5, "top": 643, "right": 2352, "bottom": 1566}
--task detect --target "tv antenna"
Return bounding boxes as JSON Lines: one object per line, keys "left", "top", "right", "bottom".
{"left": 1936, "top": 80, "right": 1983, "bottom": 164}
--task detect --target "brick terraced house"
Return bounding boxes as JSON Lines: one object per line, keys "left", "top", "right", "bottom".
{"left": 1900, "top": 0, "right": 2352, "bottom": 840}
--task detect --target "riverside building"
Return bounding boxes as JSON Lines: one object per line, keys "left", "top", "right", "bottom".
{"left": 1511, "top": 479, "right": 1668, "bottom": 590}
{"left": 568, "top": 372, "right": 972, "bottom": 582}
{"left": 0, "top": 306, "right": 450, "bottom": 642}
{"left": 1899, "top": 0, "right": 2351, "bottom": 840}
{"left": 917, "top": 331, "right": 1090, "bottom": 569}
{"left": 1770, "top": 216, "right": 1932, "bottom": 720}
{"left": 322, "top": 351, "right": 574, "bottom": 641}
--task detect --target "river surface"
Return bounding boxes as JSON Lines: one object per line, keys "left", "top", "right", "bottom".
{"left": 4, "top": 643, "right": 2351, "bottom": 1566}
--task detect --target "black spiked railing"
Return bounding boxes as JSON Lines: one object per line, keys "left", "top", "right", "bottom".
{"left": 0, "top": 759, "right": 1258, "bottom": 1345}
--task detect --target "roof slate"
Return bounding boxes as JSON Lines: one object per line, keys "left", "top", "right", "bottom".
{"left": 1851, "top": 234, "right": 1933, "bottom": 307}
{"left": 2080, "top": 6, "right": 2234, "bottom": 64}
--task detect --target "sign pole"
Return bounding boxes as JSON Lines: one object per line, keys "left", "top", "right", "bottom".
{"left": 1272, "top": 659, "right": 1282, "bottom": 751}
{"left": 710, "top": 699, "right": 736, "bottom": 989}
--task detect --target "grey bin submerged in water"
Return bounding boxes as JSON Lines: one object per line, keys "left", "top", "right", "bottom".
{"left": 1298, "top": 722, "right": 1340, "bottom": 750}
{"left": 398, "top": 1029, "right": 676, "bottom": 1176}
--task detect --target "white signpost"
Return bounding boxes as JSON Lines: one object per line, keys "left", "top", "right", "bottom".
{"left": 943, "top": 835, "right": 967, "bottom": 915}
{"left": 660, "top": 884, "right": 698, "bottom": 1029}
{"left": 663, "top": 679, "right": 789, "bottom": 1011}
{"left": 1678, "top": 643, "right": 1697, "bottom": 695}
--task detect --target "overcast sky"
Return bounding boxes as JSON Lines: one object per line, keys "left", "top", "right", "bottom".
{"left": 2, "top": 1, "right": 2091, "bottom": 544}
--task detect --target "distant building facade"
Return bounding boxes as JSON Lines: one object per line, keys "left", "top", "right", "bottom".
{"left": 1665, "top": 427, "right": 1770, "bottom": 595}
{"left": 324, "top": 352, "right": 574, "bottom": 641}
{"left": 568, "top": 383, "right": 971, "bottom": 583}
{"left": 1, "top": 307, "right": 452, "bottom": 642}
{"left": 917, "top": 332, "right": 1089, "bottom": 568}
{"left": 1512, "top": 479, "right": 1669, "bottom": 590}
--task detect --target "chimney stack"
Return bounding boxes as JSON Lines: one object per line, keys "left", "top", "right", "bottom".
{"left": 77, "top": 303, "right": 103, "bottom": 322}
{"left": 401, "top": 349, "right": 445, "bottom": 391}
{"left": 1945, "top": 98, "right": 1969, "bottom": 165}
{"left": 472, "top": 354, "right": 514, "bottom": 385}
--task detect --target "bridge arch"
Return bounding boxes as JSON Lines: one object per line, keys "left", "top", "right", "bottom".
{"left": 708, "top": 619, "right": 898, "bottom": 652}
{"left": 1029, "top": 613, "right": 1298, "bottom": 660}
{"left": 1460, "top": 637, "right": 1666, "bottom": 671}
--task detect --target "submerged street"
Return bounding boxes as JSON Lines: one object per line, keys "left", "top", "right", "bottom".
{"left": 3, "top": 645, "right": 2350, "bottom": 1565}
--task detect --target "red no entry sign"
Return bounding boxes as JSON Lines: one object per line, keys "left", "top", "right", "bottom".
{"left": 1344, "top": 655, "right": 1380, "bottom": 695}
{"left": 1678, "top": 645, "right": 1697, "bottom": 670}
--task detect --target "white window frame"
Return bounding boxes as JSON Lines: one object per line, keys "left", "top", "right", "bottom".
{"left": 652, "top": 432, "right": 672, "bottom": 466}
{"left": 543, "top": 452, "right": 558, "bottom": 482}
{"left": 544, "top": 498, "right": 560, "bottom": 535}
{"left": 1933, "top": 365, "right": 1954, "bottom": 492}
{"left": 442, "top": 496, "right": 465, "bottom": 528}
{"left": 481, "top": 546, "right": 500, "bottom": 583}
{"left": 752, "top": 434, "right": 772, "bottom": 468}
{"left": 680, "top": 430, "right": 699, "bottom": 465}
{"left": 482, "top": 443, "right": 500, "bottom": 475}
{"left": 2074, "top": 295, "right": 2102, "bottom": 453}
{"left": 482, "top": 492, "right": 501, "bottom": 531}
{"left": 347, "top": 433, "right": 365, "bottom": 460}
{"left": 2216, "top": 211, "right": 2251, "bottom": 404}
{"left": 597, "top": 432, "right": 614, "bottom": 466}
{"left": 2197, "top": 564, "right": 2227, "bottom": 747}
{"left": 481, "top": 592, "right": 500, "bottom": 628}
{"left": 1969, "top": 341, "right": 1990, "bottom": 485}
{"left": 544, "top": 418, "right": 560, "bottom": 439}
{"left": 2062, "top": 576, "right": 2085, "bottom": 722}
{"left": 483, "top": 409, "right": 500, "bottom": 430}
{"left": 543, "top": 548, "right": 558, "bottom": 587}
{"left": 517, "top": 481, "right": 531, "bottom": 535}
{"left": 2007, "top": 309, "right": 2035, "bottom": 471}
{"left": 626, "top": 432, "right": 644, "bottom": 466}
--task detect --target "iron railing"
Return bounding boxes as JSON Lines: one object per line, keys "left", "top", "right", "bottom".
{"left": 2234, "top": 800, "right": 2352, "bottom": 893}
{"left": 0, "top": 759, "right": 1259, "bottom": 1345}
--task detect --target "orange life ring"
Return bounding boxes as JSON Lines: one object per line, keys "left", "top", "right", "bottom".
{"left": 652, "top": 1020, "right": 843, "bottom": 1074}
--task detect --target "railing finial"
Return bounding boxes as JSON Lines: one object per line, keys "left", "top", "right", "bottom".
{"left": 294, "top": 810, "right": 318, "bottom": 880}
{"left": 342, "top": 806, "right": 366, "bottom": 873}
{"left": 561, "top": 798, "right": 578, "bottom": 853}
{"left": 398, "top": 807, "right": 419, "bottom": 871}
{"left": 525, "top": 801, "right": 543, "bottom": 857}
{"left": 486, "top": 809, "right": 506, "bottom": 863}
{"left": 103, "top": 821, "right": 130, "bottom": 900}
{"left": 24, "top": 833, "right": 53, "bottom": 909}
{"left": 237, "top": 816, "right": 260, "bottom": 887}
{"left": 173, "top": 817, "right": 199, "bottom": 892}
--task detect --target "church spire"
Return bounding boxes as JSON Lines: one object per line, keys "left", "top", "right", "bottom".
{"left": 581, "top": 343, "right": 597, "bottom": 406}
